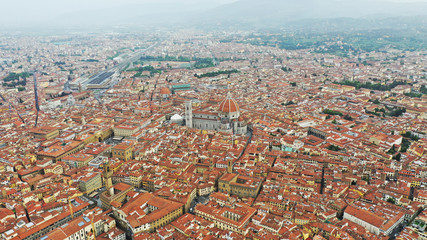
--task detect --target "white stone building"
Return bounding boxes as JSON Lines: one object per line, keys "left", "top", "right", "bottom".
{"left": 185, "top": 94, "right": 247, "bottom": 135}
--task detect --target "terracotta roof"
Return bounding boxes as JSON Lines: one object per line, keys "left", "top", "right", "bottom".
{"left": 219, "top": 94, "right": 239, "bottom": 113}
{"left": 160, "top": 87, "right": 171, "bottom": 95}
{"left": 345, "top": 205, "right": 385, "bottom": 228}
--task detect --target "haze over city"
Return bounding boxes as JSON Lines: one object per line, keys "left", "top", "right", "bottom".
{"left": 2, "top": 0, "right": 427, "bottom": 29}
{"left": 0, "top": 0, "right": 426, "bottom": 240}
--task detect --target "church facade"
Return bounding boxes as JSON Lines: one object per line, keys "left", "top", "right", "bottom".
{"left": 185, "top": 94, "right": 247, "bottom": 135}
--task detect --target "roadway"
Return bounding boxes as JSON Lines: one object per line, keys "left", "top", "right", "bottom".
{"left": 86, "top": 41, "right": 161, "bottom": 90}
{"left": 238, "top": 126, "right": 253, "bottom": 160}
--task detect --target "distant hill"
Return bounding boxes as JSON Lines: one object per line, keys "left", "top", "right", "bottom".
{"left": 190, "top": 0, "right": 427, "bottom": 30}
{"left": 8, "top": 0, "right": 427, "bottom": 32}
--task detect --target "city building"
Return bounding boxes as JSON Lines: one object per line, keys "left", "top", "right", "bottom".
{"left": 113, "top": 192, "right": 183, "bottom": 234}
{"left": 218, "top": 173, "right": 263, "bottom": 198}
{"left": 100, "top": 161, "right": 134, "bottom": 210}
{"left": 343, "top": 204, "right": 405, "bottom": 235}
{"left": 62, "top": 153, "right": 94, "bottom": 168}
{"left": 78, "top": 172, "right": 102, "bottom": 194}
{"left": 40, "top": 210, "right": 118, "bottom": 240}
{"left": 185, "top": 93, "right": 247, "bottom": 134}
{"left": 112, "top": 143, "right": 133, "bottom": 161}
{"left": 36, "top": 140, "right": 85, "bottom": 162}
{"left": 29, "top": 126, "right": 59, "bottom": 140}
{"left": 195, "top": 201, "right": 256, "bottom": 235}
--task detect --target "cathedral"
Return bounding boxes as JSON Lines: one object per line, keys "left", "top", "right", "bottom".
{"left": 185, "top": 93, "right": 247, "bottom": 135}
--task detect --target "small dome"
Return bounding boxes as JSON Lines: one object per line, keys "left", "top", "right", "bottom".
{"left": 171, "top": 114, "right": 183, "bottom": 120}
{"left": 160, "top": 87, "right": 171, "bottom": 95}
{"left": 219, "top": 94, "right": 239, "bottom": 113}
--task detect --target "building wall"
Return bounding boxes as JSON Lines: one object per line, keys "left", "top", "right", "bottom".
{"left": 195, "top": 208, "right": 248, "bottom": 235}
{"left": 79, "top": 173, "right": 102, "bottom": 194}
{"left": 148, "top": 207, "right": 183, "bottom": 232}
{"left": 199, "top": 185, "right": 214, "bottom": 196}
{"left": 308, "top": 127, "right": 327, "bottom": 140}
{"left": 193, "top": 118, "right": 220, "bottom": 131}
{"left": 343, "top": 212, "right": 380, "bottom": 235}
{"left": 64, "top": 155, "right": 94, "bottom": 168}
{"left": 184, "top": 188, "right": 197, "bottom": 213}
{"left": 100, "top": 185, "right": 134, "bottom": 210}
{"left": 113, "top": 127, "right": 139, "bottom": 137}
{"left": 219, "top": 174, "right": 261, "bottom": 198}
{"left": 37, "top": 142, "right": 85, "bottom": 162}
{"left": 31, "top": 129, "right": 59, "bottom": 140}
{"left": 129, "top": 175, "right": 142, "bottom": 188}
{"left": 116, "top": 204, "right": 183, "bottom": 235}
{"left": 112, "top": 147, "right": 132, "bottom": 161}
{"left": 230, "top": 184, "right": 260, "bottom": 198}
{"left": 185, "top": 101, "right": 247, "bottom": 134}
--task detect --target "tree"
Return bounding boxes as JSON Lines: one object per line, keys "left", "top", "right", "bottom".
{"left": 387, "top": 145, "right": 396, "bottom": 155}
{"left": 402, "top": 131, "right": 420, "bottom": 141}
{"left": 327, "top": 145, "right": 341, "bottom": 151}
{"left": 387, "top": 107, "right": 406, "bottom": 117}
{"left": 387, "top": 197, "right": 396, "bottom": 204}
{"left": 195, "top": 69, "right": 239, "bottom": 78}
{"left": 285, "top": 100, "right": 295, "bottom": 106}
{"left": 281, "top": 66, "right": 292, "bottom": 72}
{"left": 362, "top": 175, "right": 370, "bottom": 184}
{"left": 343, "top": 115, "right": 353, "bottom": 121}
{"left": 394, "top": 153, "right": 401, "bottom": 161}
{"left": 400, "top": 138, "right": 411, "bottom": 152}
{"left": 323, "top": 109, "right": 343, "bottom": 116}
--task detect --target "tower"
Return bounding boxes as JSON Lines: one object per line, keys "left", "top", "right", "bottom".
{"left": 227, "top": 159, "right": 233, "bottom": 173}
{"left": 185, "top": 101, "right": 193, "bottom": 128}
{"left": 103, "top": 160, "right": 114, "bottom": 196}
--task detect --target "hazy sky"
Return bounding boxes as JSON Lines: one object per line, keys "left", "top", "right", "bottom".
{"left": 0, "top": 0, "right": 237, "bottom": 26}
{"left": 1, "top": 0, "right": 426, "bottom": 28}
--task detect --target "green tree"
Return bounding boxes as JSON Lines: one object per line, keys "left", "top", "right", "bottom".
{"left": 344, "top": 115, "right": 353, "bottom": 121}
{"left": 387, "top": 197, "right": 396, "bottom": 204}
{"left": 327, "top": 145, "right": 341, "bottom": 151}
{"left": 323, "top": 109, "right": 343, "bottom": 116}
{"left": 400, "top": 138, "right": 411, "bottom": 152}
{"left": 285, "top": 100, "right": 295, "bottom": 106}
{"left": 394, "top": 153, "right": 401, "bottom": 161}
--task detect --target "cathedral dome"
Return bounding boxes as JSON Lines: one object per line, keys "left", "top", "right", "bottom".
{"left": 219, "top": 95, "right": 239, "bottom": 113}
{"left": 160, "top": 87, "right": 171, "bottom": 95}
